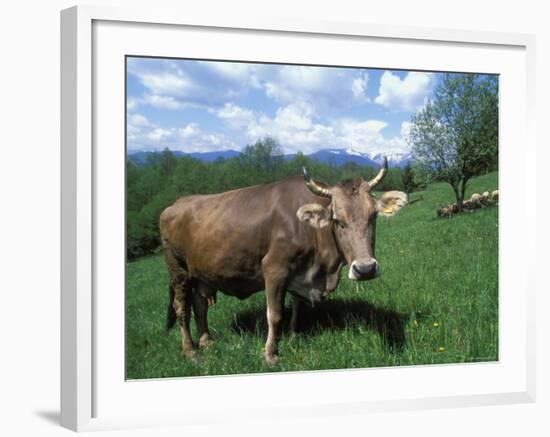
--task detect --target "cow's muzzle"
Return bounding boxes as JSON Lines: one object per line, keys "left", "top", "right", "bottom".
{"left": 348, "top": 260, "right": 380, "bottom": 281}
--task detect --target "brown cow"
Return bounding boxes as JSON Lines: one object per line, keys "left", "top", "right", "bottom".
{"left": 159, "top": 158, "right": 407, "bottom": 366}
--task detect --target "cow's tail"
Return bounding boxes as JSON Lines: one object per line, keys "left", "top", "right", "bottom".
{"left": 166, "top": 284, "right": 177, "bottom": 331}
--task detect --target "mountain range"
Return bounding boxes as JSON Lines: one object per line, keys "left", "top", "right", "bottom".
{"left": 303, "top": 148, "right": 412, "bottom": 168}
{"left": 128, "top": 148, "right": 412, "bottom": 168}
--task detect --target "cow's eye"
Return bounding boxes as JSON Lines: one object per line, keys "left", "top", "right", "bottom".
{"left": 334, "top": 219, "right": 346, "bottom": 229}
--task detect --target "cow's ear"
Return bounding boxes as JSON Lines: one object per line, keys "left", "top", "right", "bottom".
{"left": 376, "top": 191, "right": 408, "bottom": 217}
{"left": 297, "top": 203, "right": 331, "bottom": 228}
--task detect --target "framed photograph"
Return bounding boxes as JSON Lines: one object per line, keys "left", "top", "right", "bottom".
{"left": 61, "top": 5, "right": 536, "bottom": 432}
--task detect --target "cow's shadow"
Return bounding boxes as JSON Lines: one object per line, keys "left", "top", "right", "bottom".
{"left": 232, "top": 298, "right": 408, "bottom": 352}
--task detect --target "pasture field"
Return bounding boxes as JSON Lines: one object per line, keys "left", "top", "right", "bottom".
{"left": 126, "top": 172, "right": 498, "bottom": 379}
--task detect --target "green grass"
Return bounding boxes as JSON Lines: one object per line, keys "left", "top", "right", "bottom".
{"left": 126, "top": 172, "right": 498, "bottom": 379}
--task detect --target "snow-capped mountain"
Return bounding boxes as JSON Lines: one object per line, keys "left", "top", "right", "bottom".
{"left": 305, "top": 148, "right": 379, "bottom": 167}
{"left": 368, "top": 151, "right": 413, "bottom": 168}
{"left": 310, "top": 148, "right": 413, "bottom": 168}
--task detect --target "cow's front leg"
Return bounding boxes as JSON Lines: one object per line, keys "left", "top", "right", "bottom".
{"left": 263, "top": 273, "right": 287, "bottom": 367}
{"left": 193, "top": 283, "right": 213, "bottom": 349}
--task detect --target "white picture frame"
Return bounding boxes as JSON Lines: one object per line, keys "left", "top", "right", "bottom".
{"left": 60, "top": 5, "right": 536, "bottom": 432}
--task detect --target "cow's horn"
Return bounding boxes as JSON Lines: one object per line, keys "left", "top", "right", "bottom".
{"left": 367, "top": 156, "right": 388, "bottom": 190}
{"left": 302, "top": 167, "right": 332, "bottom": 198}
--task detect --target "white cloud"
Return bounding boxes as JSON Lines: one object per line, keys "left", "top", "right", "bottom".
{"left": 127, "top": 59, "right": 243, "bottom": 110}
{"left": 127, "top": 113, "right": 152, "bottom": 127}
{"left": 200, "top": 62, "right": 263, "bottom": 88}
{"left": 126, "top": 95, "right": 190, "bottom": 111}
{"left": 264, "top": 66, "right": 326, "bottom": 102}
{"left": 341, "top": 119, "right": 387, "bottom": 136}
{"left": 127, "top": 113, "right": 154, "bottom": 145}
{"left": 137, "top": 124, "right": 236, "bottom": 152}
{"left": 274, "top": 102, "right": 313, "bottom": 130}
{"left": 263, "top": 66, "right": 369, "bottom": 110}
{"left": 178, "top": 123, "right": 201, "bottom": 138}
{"left": 324, "top": 118, "right": 410, "bottom": 155}
{"left": 375, "top": 71, "right": 434, "bottom": 111}
{"left": 139, "top": 72, "right": 194, "bottom": 96}
{"left": 143, "top": 94, "right": 187, "bottom": 110}
{"left": 146, "top": 127, "right": 173, "bottom": 143}
{"left": 214, "top": 101, "right": 336, "bottom": 154}
{"left": 339, "top": 119, "right": 399, "bottom": 153}
{"left": 214, "top": 103, "right": 256, "bottom": 129}
{"left": 126, "top": 111, "right": 237, "bottom": 153}
{"left": 126, "top": 97, "right": 139, "bottom": 111}
{"left": 213, "top": 102, "right": 411, "bottom": 155}
{"left": 202, "top": 62, "right": 370, "bottom": 110}
{"left": 351, "top": 74, "right": 369, "bottom": 103}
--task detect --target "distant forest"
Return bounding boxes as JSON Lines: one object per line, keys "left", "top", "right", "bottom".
{"left": 127, "top": 138, "right": 414, "bottom": 260}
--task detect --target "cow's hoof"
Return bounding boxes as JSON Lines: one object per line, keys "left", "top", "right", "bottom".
{"left": 263, "top": 352, "right": 279, "bottom": 367}
{"left": 198, "top": 334, "right": 213, "bottom": 349}
{"left": 181, "top": 348, "right": 198, "bottom": 362}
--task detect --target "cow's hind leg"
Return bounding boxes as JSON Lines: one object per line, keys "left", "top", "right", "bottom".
{"left": 289, "top": 296, "right": 301, "bottom": 338}
{"left": 163, "top": 245, "right": 196, "bottom": 359}
{"left": 172, "top": 276, "right": 196, "bottom": 359}
{"left": 193, "top": 282, "right": 214, "bottom": 349}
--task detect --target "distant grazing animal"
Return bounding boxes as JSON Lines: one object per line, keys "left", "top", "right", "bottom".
{"left": 437, "top": 206, "right": 452, "bottom": 218}
{"left": 440, "top": 189, "right": 495, "bottom": 217}
{"left": 159, "top": 158, "right": 408, "bottom": 366}
{"left": 470, "top": 193, "right": 482, "bottom": 206}
{"left": 436, "top": 202, "right": 460, "bottom": 218}
{"left": 491, "top": 190, "right": 499, "bottom": 202}
{"left": 462, "top": 200, "right": 476, "bottom": 211}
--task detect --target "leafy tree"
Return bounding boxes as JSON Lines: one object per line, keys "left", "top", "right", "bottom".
{"left": 284, "top": 152, "right": 309, "bottom": 177}
{"left": 159, "top": 147, "right": 177, "bottom": 176}
{"left": 378, "top": 167, "right": 404, "bottom": 192}
{"left": 409, "top": 73, "right": 498, "bottom": 211}
{"left": 402, "top": 163, "right": 418, "bottom": 195}
{"left": 238, "top": 136, "right": 284, "bottom": 184}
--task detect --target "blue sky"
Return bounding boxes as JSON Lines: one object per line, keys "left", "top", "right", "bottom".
{"left": 126, "top": 57, "right": 442, "bottom": 156}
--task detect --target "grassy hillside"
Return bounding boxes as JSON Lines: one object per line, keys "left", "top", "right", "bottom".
{"left": 126, "top": 172, "right": 498, "bottom": 379}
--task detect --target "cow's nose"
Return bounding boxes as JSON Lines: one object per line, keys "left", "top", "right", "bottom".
{"left": 351, "top": 261, "right": 379, "bottom": 280}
